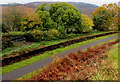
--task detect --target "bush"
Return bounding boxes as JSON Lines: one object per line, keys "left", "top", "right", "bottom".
{"left": 90, "top": 29, "right": 100, "bottom": 33}
{"left": 3, "top": 31, "right": 25, "bottom": 37}
{"left": 44, "top": 29, "right": 60, "bottom": 40}
{"left": 2, "top": 31, "right": 26, "bottom": 49}
{"left": 25, "top": 29, "right": 61, "bottom": 41}
{"left": 66, "top": 34, "right": 81, "bottom": 38}
{"left": 2, "top": 37, "right": 13, "bottom": 49}
{"left": 25, "top": 30, "right": 44, "bottom": 42}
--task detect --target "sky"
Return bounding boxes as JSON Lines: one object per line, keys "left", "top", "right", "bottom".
{"left": 0, "top": 0, "right": 119, "bottom": 6}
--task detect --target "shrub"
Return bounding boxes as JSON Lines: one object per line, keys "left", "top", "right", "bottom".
{"left": 90, "top": 29, "right": 100, "bottom": 33}
{"left": 3, "top": 31, "right": 25, "bottom": 37}
{"left": 44, "top": 29, "right": 60, "bottom": 40}
{"left": 2, "top": 31, "right": 26, "bottom": 49}
{"left": 66, "top": 34, "right": 81, "bottom": 38}
{"left": 25, "top": 30, "right": 44, "bottom": 42}
{"left": 2, "top": 37, "right": 13, "bottom": 49}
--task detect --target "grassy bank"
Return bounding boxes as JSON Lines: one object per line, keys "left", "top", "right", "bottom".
{"left": 90, "top": 43, "right": 118, "bottom": 80}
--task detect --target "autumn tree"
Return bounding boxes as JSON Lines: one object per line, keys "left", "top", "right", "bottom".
{"left": 92, "top": 3, "right": 119, "bottom": 31}
{"left": 20, "top": 13, "right": 43, "bottom": 31}
{"left": 81, "top": 14, "right": 94, "bottom": 32}
{"left": 2, "top": 6, "right": 34, "bottom": 32}
{"left": 118, "top": 7, "right": 120, "bottom": 30}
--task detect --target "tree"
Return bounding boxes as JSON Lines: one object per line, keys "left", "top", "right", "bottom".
{"left": 93, "top": 10, "right": 113, "bottom": 31}
{"left": 2, "top": 6, "right": 34, "bottom": 32}
{"left": 118, "top": 7, "right": 120, "bottom": 30}
{"left": 81, "top": 14, "right": 94, "bottom": 32}
{"left": 36, "top": 11, "right": 57, "bottom": 31}
{"left": 20, "top": 13, "right": 43, "bottom": 31}
{"left": 35, "top": 2, "right": 82, "bottom": 33}
{"left": 92, "top": 3, "right": 119, "bottom": 31}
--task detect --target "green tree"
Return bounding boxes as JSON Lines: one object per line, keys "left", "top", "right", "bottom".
{"left": 37, "top": 11, "right": 57, "bottom": 31}
{"left": 93, "top": 10, "right": 113, "bottom": 31}
{"left": 36, "top": 2, "right": 82, "bottom": 33}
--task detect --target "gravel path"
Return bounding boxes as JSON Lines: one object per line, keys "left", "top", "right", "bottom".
{"left": 2, "top": 35, "right": 119, "bottom": 80}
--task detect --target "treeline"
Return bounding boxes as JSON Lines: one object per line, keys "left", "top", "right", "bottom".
{"left": 92, "top": 3, "right": 119, "bottom": 31}
{"left": 2, "top": 3, "right": 94, "bottom": 33}
{"left": 1, "top": 2, "right": 119, "bottom": 49}
{"left": 2, "top": 3, "right": 119, "bottom": 33}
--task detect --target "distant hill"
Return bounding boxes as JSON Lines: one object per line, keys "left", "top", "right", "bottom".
{"left": 68, "top": 2, "right": 98, "bottom": 16}
{"left": 1, "top": 3, "right": 21, "bottom": 6}
{"left": 1, "top": 2, "right": 99, "bottom": 16}
{"left": 24, "top": 2, "right": 98, "bottom": 15}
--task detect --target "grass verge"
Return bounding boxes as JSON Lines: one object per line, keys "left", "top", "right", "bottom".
{"left": 89, "top": 43, "right": 118, "bottom": 80}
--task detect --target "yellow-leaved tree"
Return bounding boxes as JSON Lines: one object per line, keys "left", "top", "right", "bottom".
{"left": 92, "top": 3, "right": 119, "bottom": 31}
{"left": 21, "top": 13, "right": 43, "bottom": 31}
{"left": 81, "top": 14, "right": 94, "bottom": 32}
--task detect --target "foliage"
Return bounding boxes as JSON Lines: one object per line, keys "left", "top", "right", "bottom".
{"left": 25, "top": 30, "right": 44, "bottom": 42}
{"left": 44, "top": 29, "right": 60, "bottom": 40}
{"left": 2, "top": 6, "right": 34, "bottom": 32}
{"left": 2, "top": 31, "right": 26, "bottom": 49}
{"left": 118, "top": 7, "right": 120, "bottom": 30}
{"left": 81, "top": 14, "right": 94, "bottom": 32}
{"left": 25, "top": 29, "right": 60, "bottom": 41}
{"left": 20, "top": 14, "right": 43, "bottom": 31}
{"left": 92, "top": 3, "right": 119, "bottom": 31}
{"left": 36, "top": 2, "right": 82, "bottom": 33}
{"left": 36, "top": 11, "right": 57, "bottom": 31}
{"left": 2, "top": 37, "right": 13, "bottom": 49}
{"left": 3, "top": 31, "right": 25, "bottom": 37}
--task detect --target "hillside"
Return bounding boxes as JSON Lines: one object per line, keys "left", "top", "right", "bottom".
{"left": 1, "top": 2, "right": 98, "bottom": 16}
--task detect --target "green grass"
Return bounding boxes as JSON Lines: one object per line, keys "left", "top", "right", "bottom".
{"left": 84, "top": 38, "right": 118, "bottom": 51}
{"left": 90, "top": 43, "right": 119, "bottom": 80}
{"left": 1, "top": 40, "right": 66, "bottom": 57}
{"left": 17, "top": 66, "right": 46, "bottom": 80}
{"left": 1, "top": 33, "right": 118, "bottom": 75}
{"left": 16, "top": 34, "right": 118, "bottom": 80}
{"left": 2, "top": 31, "right": 111, "bottom": 57}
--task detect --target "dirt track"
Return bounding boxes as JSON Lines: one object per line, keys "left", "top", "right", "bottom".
{"left": 2, "top": 34, "right": 119, "bottom": 80}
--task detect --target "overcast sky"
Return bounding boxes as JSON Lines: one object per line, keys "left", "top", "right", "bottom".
{"left": 0, "top": 0, "right": 119, "bottom": 6}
